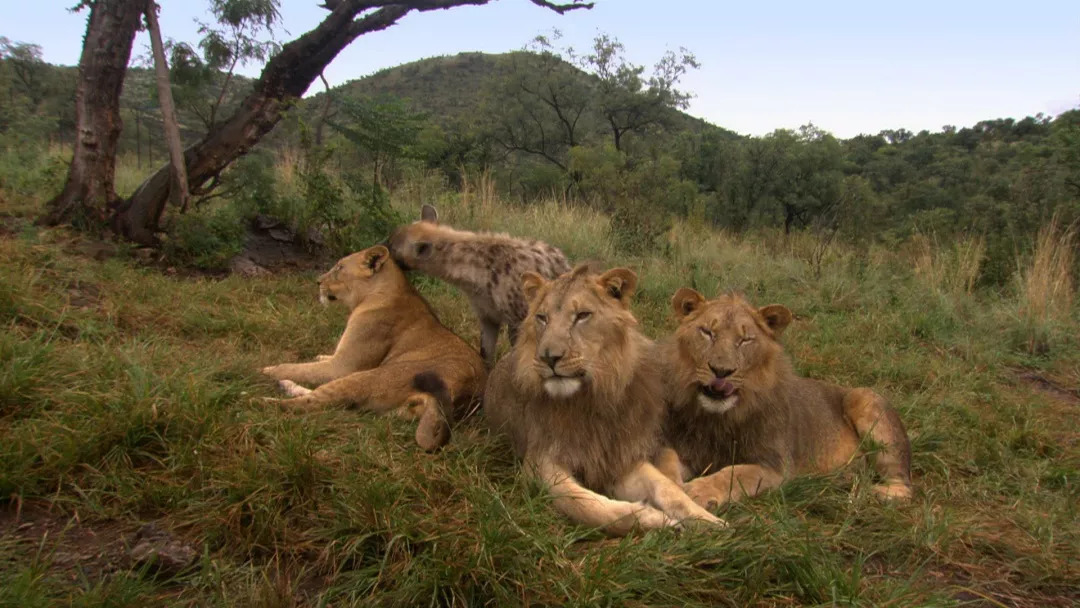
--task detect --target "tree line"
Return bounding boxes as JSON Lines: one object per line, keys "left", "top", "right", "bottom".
{"left": 1, "top": 0, "right": 1077, "bottom": 285}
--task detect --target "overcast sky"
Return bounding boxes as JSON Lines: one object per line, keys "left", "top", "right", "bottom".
{"left": 2, "top": 0, "right": 1077, "bottom": 138}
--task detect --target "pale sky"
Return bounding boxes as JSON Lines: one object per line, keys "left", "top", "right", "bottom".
{"left": 1, "top": 0, "right": 1077, "bottom": 138}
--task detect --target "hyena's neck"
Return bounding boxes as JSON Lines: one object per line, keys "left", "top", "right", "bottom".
{"left": 425, "top": 230, "right": 512, "bottom": 289}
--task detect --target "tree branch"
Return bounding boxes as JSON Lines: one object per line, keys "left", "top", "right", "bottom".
{"left": 528, "top": 0, "right": 594, "bottom": 14}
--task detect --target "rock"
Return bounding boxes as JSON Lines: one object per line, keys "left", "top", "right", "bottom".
{"left": 268, "top": 227, "right": 294, "bottom": 242}
{"left": 255, "top": 214, "right": 282, "bottom": 230}
{"left": 129, "top": 523, "right": 198, "bottom": 574}
{"left": 133, "top": 247, "right": 156, "bottom": 262}
{"left": 305, "top": 226, "right": 325, "bottom": 246}
{"left": 229, "top": 255, "right": 271, "bottom": 277}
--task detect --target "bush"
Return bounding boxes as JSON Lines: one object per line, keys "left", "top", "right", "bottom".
{"left": 162, "top": 205, "right": 246, "bottom": 270}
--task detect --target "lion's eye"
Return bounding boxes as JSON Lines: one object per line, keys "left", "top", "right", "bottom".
{"left": 574, "top": 311, "right": 592, "bottom": 324}
{"left": 738, "top": 336, "right": 755, "bottom": 346}
{"left": 535, "top": 314, "right": 548, "bottom": 326}
{"left": 698, "top": 327, "right": 714, "bottom": 341}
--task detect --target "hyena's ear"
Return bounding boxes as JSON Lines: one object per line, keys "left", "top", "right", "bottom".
{"left": 365, "top": 245, "right": 390, "bottom": 273}
{"left": 420, "top": 204, "right": 439, "bottom": 224}
{"left": 521, "top": 272, "right": 547, "bottom": 303}
{"left": 598, "top": 268, "right": 638, "bottom": 305}
{"left": 671, "top": 287, "right": 705, "bottom": 320}
{"left": 758, "top": 304, "right": 793, "bottom": 336}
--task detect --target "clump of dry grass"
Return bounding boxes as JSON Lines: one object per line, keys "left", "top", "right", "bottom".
{"left": 459, "top": 166, "right": 499, "bottom": 228}
{"left": 1016, "top": 216, "right": 1077, "bottom": 354}
{"left": 911, "top": 232, "right": 986, "bottom": 297}
{"left": 1019, "top": 216, "right": 1076, "bottom": 323}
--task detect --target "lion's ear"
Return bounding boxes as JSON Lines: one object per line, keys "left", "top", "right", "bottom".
{"left": 420, "top": 204, "right": 439, "bottom": 224}
{"left": 671, "top": 287, "right": 705, "bottom": 319}
{"left": 758, "top": 304, "right": 792, "bottom": 336}
{"left": 598, "top": 268, "right": 637, "bottom": 305}
{"left": 521, "top": 272, "right": 547, "bottom": 303}
{"left": 365, "top": 245, "right": 390, "bottom": 273}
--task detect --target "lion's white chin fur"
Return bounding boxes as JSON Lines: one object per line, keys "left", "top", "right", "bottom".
{"left": 698, "top": 392, "right": 739, "bottom": 414}
{"left": 543, "top": 377, "right": 583, "bottom": 398}
{"left": 318, "top": 293, "right": 330, "bottom": 306}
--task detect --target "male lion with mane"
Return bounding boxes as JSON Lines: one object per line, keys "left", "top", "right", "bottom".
{"left": 656, "top": 288, "right": 912, "bottom": 509}
{"left": 485, "top": 265, "right": 723, "bottom": 536}
{"left": 261, "top": 245, "right": 486, "bottom": 451}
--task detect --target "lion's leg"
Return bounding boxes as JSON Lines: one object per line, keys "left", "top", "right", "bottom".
{"left": 529, "top": 455, "right": 673, "bottom": 536}
{"left": 683, "top": 464, "right": 784, "bottom": 510}
{"left": 653, "top": 447, "right": 689, "bottom": 484}
{"left": 478, "top": 316, "right": 501, "bottom": 367}
{"left": 614, "top": 462, "right": 724, "bottom": 526}
{"left": 262, "top": 359, "right": 352, "bottom": 386}
{"left": 843, "top": 388, "right": 913, "bottom": 500}
{"left": 271, "top": 363, "right": 424, "bottom": 413}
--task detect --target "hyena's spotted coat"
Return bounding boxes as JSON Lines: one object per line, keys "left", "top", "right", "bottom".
{"left": 387, "top": 204, "right": 570, "bottom": 365}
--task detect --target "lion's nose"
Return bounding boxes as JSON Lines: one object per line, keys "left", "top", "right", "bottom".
{"left": 540, "top": 349, "right": 563, "bottom": 370}
{"left": 709, "top": 364, "right": 734, "bottom": 378}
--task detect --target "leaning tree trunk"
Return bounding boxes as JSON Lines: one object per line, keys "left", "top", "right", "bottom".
{"left": 145, "top": 0, "right": 189, "bottom": 215}
{"left": 42, "top": 0, "right": 148, "bottom": 228}
{"left": 111, "top": 0, "right": 593, "bottom": 243}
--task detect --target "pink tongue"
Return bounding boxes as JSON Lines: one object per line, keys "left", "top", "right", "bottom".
{"left": 709, "top": 378, "right": 736, "bottom": 397}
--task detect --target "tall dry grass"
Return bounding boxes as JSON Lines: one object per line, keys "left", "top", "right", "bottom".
{"left": 910, "top": 232, "right": 986, "bottom": 297}
{"left": 1016, "top": 216, "right": 1077, "bottom": 353}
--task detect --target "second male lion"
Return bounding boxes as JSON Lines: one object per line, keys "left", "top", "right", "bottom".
{"left": 261, "top": 245, "right": 486, "bottom": 451}
{"left": 656, "top": 289, "right": 912, "bottom": 509}
{"left": 485, "top": 265, "right": 723, "bottom": 536}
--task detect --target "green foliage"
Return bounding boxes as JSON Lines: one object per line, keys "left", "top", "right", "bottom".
{"left": 162, "top": 204, "right": 247, "bottom": 270}
{"left": 570, "top": 143, "right": 698, "bottom": 252}
{"left": 224, "top": 129, "right": 402, "bottom": 255}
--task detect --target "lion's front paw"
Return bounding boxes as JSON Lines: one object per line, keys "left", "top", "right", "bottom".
{"left": 314, "top": 354, "right": 333, "bottom": 362}
{"left": 872, "top": 482, "right": 913, "bottom": 501}
{"left": 261, "top": 365, "right": 279, "bottom": 376}
{"left": 277, "top": 379, "right": 312, "bottom": 398}
{"left": 632, "top": 505, "right": 674, "bottom": 531}
{"left": 684, "top": 478, "right": 725, "bottom": 512}
{"left": 684, "top": 509, "right": 727, "bottom": 528}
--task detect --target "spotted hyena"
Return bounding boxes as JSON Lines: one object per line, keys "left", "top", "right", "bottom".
{"left": 387, "top": 204, "right": 571, "bottom": 366}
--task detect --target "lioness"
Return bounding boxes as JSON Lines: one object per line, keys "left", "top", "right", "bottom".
{"left": 656, "top": 288, "right": 912, "bottom": 508}
{"left": 261, "top": 245, "right": 486, "bottom": 451}
{"left": 485, "top": 265, "right": 723, "bottom": 535}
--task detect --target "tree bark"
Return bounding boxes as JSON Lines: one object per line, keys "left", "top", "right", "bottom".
{"left": 145, "top": 0, "right": 189, "bottom": 216}
{"left": 314, "top": 71, "right": 333, "bottom": 146}
{"left": 112, "top": 0, "right": 592, "bottom": 243}
{"left": 41, "top": 0, "right": 148, "bottom": 228}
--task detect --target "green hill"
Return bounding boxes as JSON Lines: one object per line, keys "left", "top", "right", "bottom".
{"left": 303, "top": 51, "right": 734, "bottom": 138}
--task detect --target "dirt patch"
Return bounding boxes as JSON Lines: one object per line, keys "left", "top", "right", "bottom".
{"left": 235, "top": 215, "right": 335, "bottom": 273}
{"left": 0, "top": 501, "right": 131, "bottom": 581}
{"left": 0, "top": 501, "right": 199, "bottom": 582}
{"left": 65, "top": 279, "right": 102, "bottom": 309}
{"left": 1016, "top": 370, "right": 1080, "bottom": 405}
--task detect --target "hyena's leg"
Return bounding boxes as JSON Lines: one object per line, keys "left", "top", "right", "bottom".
{"left": 478, "top": 316, "right": 501, "bottom": 367}
{"left": 614, "top": 462, "right": 724, "bottom": 526}
{"left": 528, "top": 455, "right": 673, "bottom": 536}
{"left": 843, "top": 388, "right": 913, "bottom": 499}
{"left": 684, "top": 464, "right": 784, "bottom": 510}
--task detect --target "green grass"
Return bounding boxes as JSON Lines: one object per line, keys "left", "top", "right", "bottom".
{"left": 1, "top": 182, "right": 1078, "bottom": 607}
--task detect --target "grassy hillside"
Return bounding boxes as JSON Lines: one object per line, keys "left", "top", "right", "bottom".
{"left": 1, "top": 159, "right": 1078, "bottom": 605}
{"left": 302, "top": 52, "right": 730, "bottom": 136}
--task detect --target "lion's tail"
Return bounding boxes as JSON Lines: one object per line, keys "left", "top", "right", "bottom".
{"left": 412, "top": 371, "right": 453, "bottom": 451}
